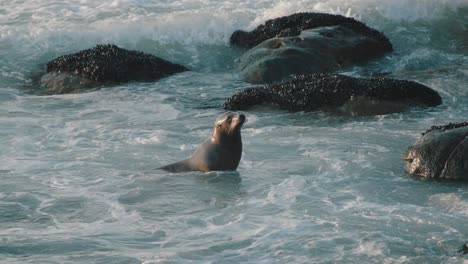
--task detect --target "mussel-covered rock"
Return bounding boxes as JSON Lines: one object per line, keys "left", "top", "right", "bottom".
{"left": 230, "top": 13, "right": 393, "bottom": 84}
{"left": 40, "top": 44, "right": 188, "bottom": 94}
{"left": 223, "top": 73, "right": 442, "bottom": 116}
{"left": 230, "top": 12, "right": 392, "bottom": 51}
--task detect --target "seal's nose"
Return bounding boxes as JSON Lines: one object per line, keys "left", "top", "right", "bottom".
{"left": 239, "top": 113, "right": 246, "bottom": 124}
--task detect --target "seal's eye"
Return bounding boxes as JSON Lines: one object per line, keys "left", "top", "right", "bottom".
{"left": 226, "top": 117, "right": 232, "bottom": 124}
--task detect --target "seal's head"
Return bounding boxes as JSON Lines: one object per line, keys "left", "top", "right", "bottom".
{"left": 212, "top": 112, "right": 246, "bottom": 144}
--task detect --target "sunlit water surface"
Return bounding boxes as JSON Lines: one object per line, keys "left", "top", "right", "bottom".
{"left": 0, "top": 0, "right": 467, "bottom": 263}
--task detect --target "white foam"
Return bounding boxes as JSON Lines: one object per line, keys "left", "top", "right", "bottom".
{"left": 249, "top": 1, "right": 356, "bottom": 29}
{"left": 264, "top": 175, "right": 306, "bottom": 207}
{"left": 129, "top": 133, "right": 162, "bottom": 145}
{"left": 0, "top": 0, "right": 253, "bottom": 50}
{"left": 0, "top": 1, "right": 467, "bottom": 263}
{"left": 0, "top": 0, "right": 466, "bottom": 86}
{"left": 252, "top": 0, "right": 467, "bottom": 28}
{"left": 429, "top": 193, "right": 468, "bottom": 217}
{"left": 301, "top": 148, "right": 349, "bottom": 172}
{"left": 355, "top": 240, "right": 385, "bottom": 257}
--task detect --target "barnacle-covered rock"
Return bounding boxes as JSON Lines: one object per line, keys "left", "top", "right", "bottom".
{"left": 230, "top": 13, "right": 393, "bottom": 83}
{"left": 230, "top": 12, "right": 392, "bottom": 51}
{"left": 223, "top": 73, "right": 442, "bottom": 116}
{"left": 40, "top": 44, "right": 188, "bottom": 94}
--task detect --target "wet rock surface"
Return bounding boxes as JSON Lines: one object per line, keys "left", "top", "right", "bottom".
{"left": 223, "top": 73, "right": 442, "bottom": 115}
{"left": 230, "top": 12, "right": 392, "bottom": 51}
{"left": 237, "top": 25, "right": 392, "bottom": 83}
{"left": 41, "top": 44, "right": 188, "bottom": 94}
{"left": 404, "top": 122, "right": 468, "bottom": 181}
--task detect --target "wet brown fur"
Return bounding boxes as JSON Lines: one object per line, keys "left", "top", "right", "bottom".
{"left": 159, "top": 112, "right": 246, "bottom": 173}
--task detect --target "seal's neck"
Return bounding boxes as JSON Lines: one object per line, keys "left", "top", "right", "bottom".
{"left": 211, "top": 130, "right": 242, "bottom": 145}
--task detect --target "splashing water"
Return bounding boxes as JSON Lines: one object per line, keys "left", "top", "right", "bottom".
{"left": 0, "top": 0, "right": 467, "bottom": 263}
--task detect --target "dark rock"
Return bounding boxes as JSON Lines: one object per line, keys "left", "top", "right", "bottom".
{"left": 459, "top": 243, "right": 468, "bottom": 254}
{"left": 223, "top": 73, "right": 442, "bottom": 116}
{"left": 230, "top": 12, "right": 392, "bottom": 52}
{"left": 423, "top": 121, "right": 468, "bottom": 136}
{"left": 237, "top": 25, "right": 392, "bottom": 83}
{"left": 404, "top": 122, "right": 468, "bottom": 180}
{"left": 41, "top": 44, "right": 188, "bottom": 94}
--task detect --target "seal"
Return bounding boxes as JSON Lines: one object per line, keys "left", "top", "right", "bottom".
{"left": 159, "top": 112, "right": 246, "bottom": 173}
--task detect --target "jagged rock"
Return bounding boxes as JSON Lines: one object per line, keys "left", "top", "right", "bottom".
{"left": 223, "top": 73, "right": 442, "bottom": 116}
{"left": 404, "top": 122, "right": 468, "bottom": 180}
{"left": 40, "top": 44, "right": 188, "bottom": 94}
{"left": 230, "top": 13, "right": 393, "bottom": 83}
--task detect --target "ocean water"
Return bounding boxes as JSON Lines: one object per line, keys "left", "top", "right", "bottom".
{"left": 1, "top": 0, "right": 467, "bottom": 263}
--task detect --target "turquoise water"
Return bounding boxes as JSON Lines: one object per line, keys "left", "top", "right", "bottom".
{"left": 0, "top": 0, "right": 467, "bottom": 263}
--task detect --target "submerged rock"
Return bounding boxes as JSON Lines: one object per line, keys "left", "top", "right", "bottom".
{"left": 230, "top": 12, "right": 392, "bottom": 51}
{"left": 230, "top": 13, "right": 393, "bottom": 83}
{"left": 223, "top": 73, "right": 442, "bottom": 115}
{"left": 404, "top": 122, "right": 468, "bottom": 181}
{"left": 40, "top": 44, "right": 188, "bottom": 94}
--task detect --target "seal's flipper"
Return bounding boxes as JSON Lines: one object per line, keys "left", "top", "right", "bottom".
{"left": 158, "top": 159, "right": 192, "bottom": 173}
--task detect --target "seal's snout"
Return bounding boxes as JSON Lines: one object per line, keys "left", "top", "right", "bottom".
{"left": 223, "top": 113, "right": 246, "bottom": 133}
{"left": 235, "top": 113, "right": 246, "bottom": 128}
{"left": 239, "top": 113, "right": 246, "bottom": 124}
